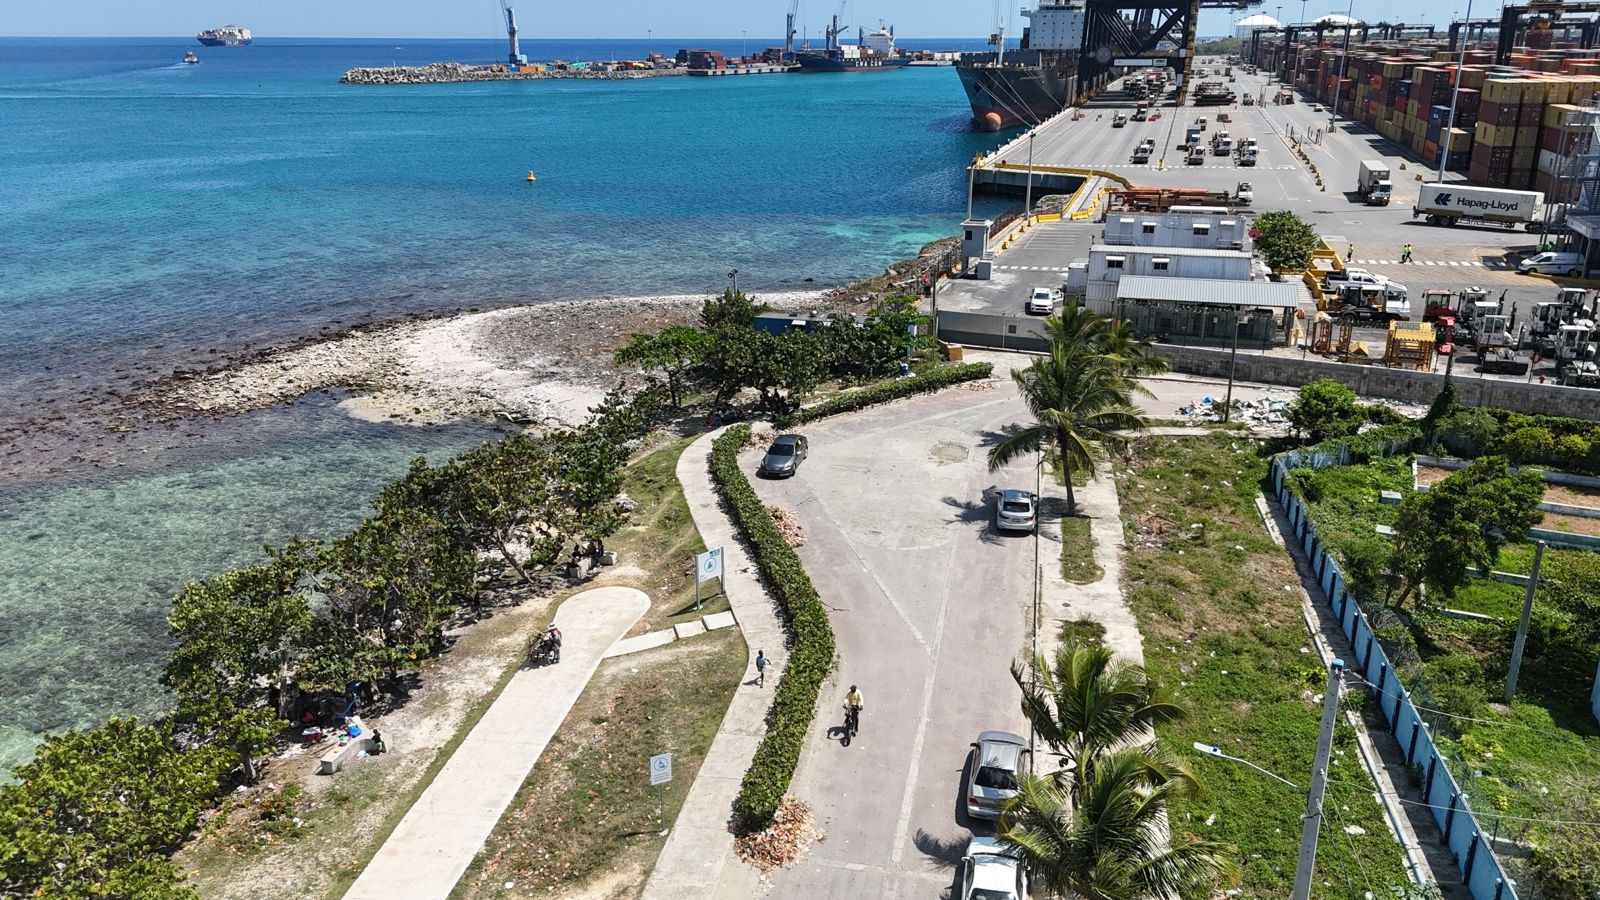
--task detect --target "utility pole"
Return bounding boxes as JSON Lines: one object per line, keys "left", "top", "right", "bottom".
{"left": 728, "top": 268, "right": 739, "bottom": 295}
{"left": 1291, "top": 658, "right": 1345, "bottom": 900}
{"left": 1504, "top": 540, "right": 1547, "bottom": 703}
{"left": 966, "top": 153, "right": 977, "bottom": 221}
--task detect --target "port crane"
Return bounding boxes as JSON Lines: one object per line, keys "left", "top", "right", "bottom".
{"left": 785, "top": 0, "right": 800, "bottom": 57}
{"left": 499, "top": 1, "right": 526, "bottom": 67}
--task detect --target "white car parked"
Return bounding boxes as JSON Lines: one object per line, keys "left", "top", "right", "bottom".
{"left": 1025, "top": 286, "right": 1059, "bottom": 315}
{"left": 959, "top": 835, "right": 1028, "bottom": 900}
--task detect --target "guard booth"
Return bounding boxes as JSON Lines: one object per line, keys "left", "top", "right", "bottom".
{"left": 961, "top": 218, "right": 993, "bottom": 277}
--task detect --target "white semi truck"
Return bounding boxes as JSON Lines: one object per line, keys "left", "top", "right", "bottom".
{"left": 1357, "top": 160, "right": 1392, "bottom": 206}
{"left": 1412, "top": 183, "right": 1544, "bottom": 230}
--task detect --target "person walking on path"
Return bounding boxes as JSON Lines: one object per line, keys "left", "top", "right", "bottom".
{"left": 754, "top": 649, "right": 768, "bottom": 687}
{"left": 1401, "top": 243, "right": 1414, "bottom": 263}
{"left": 1346, "top": 243, "right": 1354, "bottom": 262}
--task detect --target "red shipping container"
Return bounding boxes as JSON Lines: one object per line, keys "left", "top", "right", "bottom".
{"left": 1518, "top": 103, "right": 1542, "bottom": 126}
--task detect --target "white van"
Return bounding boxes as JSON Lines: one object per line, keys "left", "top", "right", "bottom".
{"left": 1517, "top": 251, "right": 1586, "bottom": 276}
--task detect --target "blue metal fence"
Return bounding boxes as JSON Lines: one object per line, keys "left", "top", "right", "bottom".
{"left": 1272, "top": 448, "right": 1519, "bottom": 900}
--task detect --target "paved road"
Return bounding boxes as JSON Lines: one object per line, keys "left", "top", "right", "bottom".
{"left": 744, "top": 386, "right": 1041, "bottom": 898}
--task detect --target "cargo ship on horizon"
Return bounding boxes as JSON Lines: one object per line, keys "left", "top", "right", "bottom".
{"left": 794, "top": 17, "right": 908, "bottom": 71}
{"left": 196, "top": 25, "right": 252, "bottom": 47}
{"left": 956, "top": 1, "right": 1083, "bottom": 130}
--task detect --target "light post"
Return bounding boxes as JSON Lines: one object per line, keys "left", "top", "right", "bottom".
{"left": 728, "top": 268, "right": 739, "bottom": 294}
{"left": 1024, "top": 130, "right": 1036, "bottom": 216}
{"left": 1192, "top": 658, "right": 1346, "bottom": 900}
{"left": 1329, "top": 0, "right": 1355, "bottom": 133}
{"left": 1438, "top": 0, "right": 1474, "bottom": 183}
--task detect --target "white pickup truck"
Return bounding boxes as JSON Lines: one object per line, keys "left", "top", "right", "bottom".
{"left": 1026, "top": 286, "right": 1062, "bottom": 315}
{"left": 1324, "top": 267, "right": 1407, "bottom": 299}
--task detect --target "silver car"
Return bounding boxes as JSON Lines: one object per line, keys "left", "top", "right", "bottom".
{"left": 758, "top": 434, "right": 808, "bottom": 477}
{"left": 994, "top": 489, "right": 1037, "bottom": 533}
{"left": 966, "top": 730, "right": 1029, "bottom": 819}
{"left": 960, "top": 835, "right": 1029, "bottom": 900}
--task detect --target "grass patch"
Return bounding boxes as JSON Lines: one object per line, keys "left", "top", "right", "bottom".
{"left": 1059, "top": 515, "right": 1102, "bottom": 584}
{"left": 1060, "top": 617, "right": 1106, "bottom": 647}
{"left": 453, "top": 628, "right": 744, "bottom": 898}
{"left": 1117, "top": 433, "right": 1413, "bottom": 897}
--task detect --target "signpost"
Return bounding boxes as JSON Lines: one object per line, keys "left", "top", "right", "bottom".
{"left": 650, "top": 752, "right": 673, "bottom": 835}
{"left": 694, "top": 547, "right": 723, "bottom": 611}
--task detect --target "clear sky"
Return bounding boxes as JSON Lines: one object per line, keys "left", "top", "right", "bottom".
{"left": 2, "top": 0, "right": 1471, "bottom": 41}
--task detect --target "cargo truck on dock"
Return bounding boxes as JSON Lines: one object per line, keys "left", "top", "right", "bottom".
{"left": 1412, "top": 183, "right": 1543, "bottom": 231}
{"left": 1356, "top": 160, "right": 1392, "bottom": 205}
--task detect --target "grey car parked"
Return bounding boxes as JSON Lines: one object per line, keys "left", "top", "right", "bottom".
{"left": 759, "top": 434, "right": 808, "bottom": 477}
{"left": 965, "top": 730, "right": 1029, "bottom": 820}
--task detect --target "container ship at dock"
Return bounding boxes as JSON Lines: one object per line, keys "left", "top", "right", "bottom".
{"left": 957, "top": 1, "right": 1082, "bottom": 130}
{"left": 794, "top": 18, "right": 908, "bottom": 71}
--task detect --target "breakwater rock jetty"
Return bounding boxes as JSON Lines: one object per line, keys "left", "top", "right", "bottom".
{"left": 340, "top": 62, "right": 687, "bottom": 85}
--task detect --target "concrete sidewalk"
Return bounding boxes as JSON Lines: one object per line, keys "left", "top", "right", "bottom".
{"left": 640, "top": 427, "right": 785, "bottom": 900}
{"left": 343, "top": 586, "right": 649, "bottom": 900}
{"left": 1037, "top": 468, "right": 1144, "bottom": 665}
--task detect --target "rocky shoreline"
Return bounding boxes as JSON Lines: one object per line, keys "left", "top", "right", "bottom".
{"left": 340, "top": 62, "right": 687, "bottom": 85}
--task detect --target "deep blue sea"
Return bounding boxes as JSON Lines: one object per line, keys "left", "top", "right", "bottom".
{"left": 0, "top": 36, "right": 1014, "bottom": 770}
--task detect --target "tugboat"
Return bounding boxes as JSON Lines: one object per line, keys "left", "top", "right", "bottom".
{"left": 182, "top": 50, "right": 200, "bottom": 64}
{"left": 196, "top": 25, "right": 253, "bottom": 47}
{"left": 794, "top": 18, "right": 907, "bottom": 71}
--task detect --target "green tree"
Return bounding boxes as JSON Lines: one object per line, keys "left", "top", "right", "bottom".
{"left": 1014, "top": 642, "right": 1194, "bottom": 797}
{"left": 988, "top": 321, "right": 1147, "bottom": 513}
{"left": 0, "top": 718, "right": 225, "bottom": 898}
{"left": 700, "top": 287, "right": 764, "bottom": 331}
{"left": 314, "top": 506, "right": 476, "bottom": 685}
{"left": 614, "top": 325, "right": 706, "bottom": 408}
{"left": 163, "top": 553, "right": 315, "bottom": 783}
{"left": 997, "top": 749, "right": 1239, "bottom": 900}
{"left": 1252, "top": 210, "right": 1318, "bottom": 272}
{"left": 1287, "top": 378, "right": 1365, "bottom": 443}
{"left": 819, "top": 296, "right": 934, "bottom": 380}
{"left": 1387, "top": 457, "right": 1544, "bottom": 607}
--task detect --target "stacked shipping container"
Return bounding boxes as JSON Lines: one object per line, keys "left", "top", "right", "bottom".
{"left": 1265, "top": 38, "right": 1600, "bottom": 190}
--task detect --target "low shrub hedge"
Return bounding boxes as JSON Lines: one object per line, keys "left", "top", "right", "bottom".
{"left": 710, "top": 424, "right": 836, "bottom": 829}
{"left": 774, "top": 362, "right": 993, "bottom": 428}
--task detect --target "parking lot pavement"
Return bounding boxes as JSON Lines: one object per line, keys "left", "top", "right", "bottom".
{"left": 745, "top": 385, "right": 1040, "bottom": 898}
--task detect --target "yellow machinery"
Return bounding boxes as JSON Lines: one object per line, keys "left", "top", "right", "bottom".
{"left": 1384, "top": 321, "right": 1436, "bottom": 370}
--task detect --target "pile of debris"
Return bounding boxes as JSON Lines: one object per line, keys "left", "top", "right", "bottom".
{"left": 1174, "top": 396, "right": 1292, "bottom": 434}
{"left": 1132, "top": 512, "right": 1178, "bottom": 548}
{"left": 734, "top": 796, "right": 824, "bottom": 875}
{"left": 766, "top": 505, "right": 807, "bottom": 548}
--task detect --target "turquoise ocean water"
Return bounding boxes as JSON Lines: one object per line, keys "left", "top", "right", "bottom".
{"left": 0, "top": 37, "right": 1014, "bottom": 769}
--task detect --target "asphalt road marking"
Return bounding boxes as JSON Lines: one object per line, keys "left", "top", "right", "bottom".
{"left": 1352, "top": 259, "right": 1499, "bottom": 267}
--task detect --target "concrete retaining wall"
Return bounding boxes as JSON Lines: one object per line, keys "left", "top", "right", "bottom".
{"left": 935, "top": 311, "right": 1052, "bottom": 353}
{"left": 1152, "top": 344, "right": 1600, "bottom": 417}
{"left": 1416, "top": 454, "right": 1600, "bottom": 490}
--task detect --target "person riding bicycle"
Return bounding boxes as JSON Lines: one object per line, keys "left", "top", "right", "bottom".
{"left": 845, "top": 685, "right": 863, "bottom": 728}
{"left": 543, "top": 624, "right": 562, "bottom": 662}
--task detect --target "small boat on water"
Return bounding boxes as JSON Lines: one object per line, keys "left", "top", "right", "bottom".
{"left": 182, "top": 51, "right": 200, "bottom": 64}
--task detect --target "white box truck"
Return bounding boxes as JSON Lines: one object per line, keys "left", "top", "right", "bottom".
{"left": 1412, "top": 183, "right": 1543, "bottom": 231}
{"left": 1357, "top": 160, "right": 1392, "bottom": 205}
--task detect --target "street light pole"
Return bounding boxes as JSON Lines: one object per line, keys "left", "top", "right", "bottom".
{"left": 1439, "top": 0, "right": 1474, "bottom": 183}
{"left": 1291, "top": 658, "right": 1346, "bottom": 900}
{"left": 1329, "top": 0, "right": 1354, "bottom": 133}
{"left": 1024, "top": 130, "right": 1036, "bottom": 216}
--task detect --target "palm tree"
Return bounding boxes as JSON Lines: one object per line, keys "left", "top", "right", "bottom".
{"left": 1014, "top": 642, "right": 1194, "bottom": 798}
{"left": 997, "top": 751, "right": 1240, "bottom": 899}
{"left": 1100, "top": 318, "right": 1170, "bottom": 379}
{"left": 987, "top": 340, "right": 1146, "bottom": 514}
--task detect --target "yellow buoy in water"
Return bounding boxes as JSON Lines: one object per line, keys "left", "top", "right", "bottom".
{"left": 526, "top": 170, "right": 537, "bottom": 183}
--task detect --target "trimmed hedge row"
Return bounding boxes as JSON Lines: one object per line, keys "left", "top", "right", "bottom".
{"left": 710, "top": 424, "right": 836, "bottom": 829}
{"left": 774, "top": 362, "right": 994, "bottom": 428}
